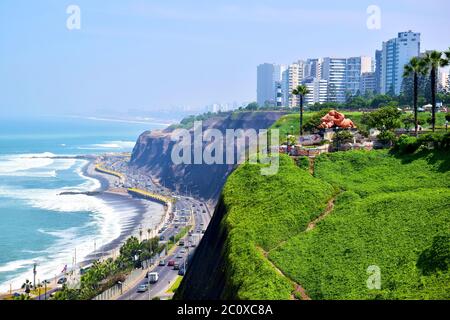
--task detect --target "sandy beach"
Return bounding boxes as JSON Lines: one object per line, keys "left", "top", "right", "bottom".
{"left": 80, "top": 160, "right": 167, "bottom": 265}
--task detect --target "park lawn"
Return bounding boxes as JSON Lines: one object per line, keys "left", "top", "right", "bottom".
{"left": 269, "top": 149, "right": 450, "bottom": 300}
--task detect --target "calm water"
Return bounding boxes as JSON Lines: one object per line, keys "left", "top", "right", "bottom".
{"left": 0, "top": 116, "right": 166, "bottom": 292}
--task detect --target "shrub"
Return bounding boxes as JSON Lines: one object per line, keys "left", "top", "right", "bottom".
{"left": 378, "top": 130, "right": 397, "bottom": 146}
{"left": 394, "top": 135, "right": 419, "bottom": 154}
{"left": 417, "top": 234, "right": 450, "bottom": 276}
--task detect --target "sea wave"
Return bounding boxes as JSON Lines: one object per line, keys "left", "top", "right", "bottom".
{"left": 0, "top": 152, "right": 55, "bottom": 174}
{"left": 77, "top": 140, "right": 136, "bottom": 150}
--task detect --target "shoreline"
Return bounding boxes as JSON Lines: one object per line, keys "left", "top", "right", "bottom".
{"left": 79, "top": 159, "right": 167, "bottom": 266}
{"left": 0, "top": 156, "right": 167, "bottom": 296}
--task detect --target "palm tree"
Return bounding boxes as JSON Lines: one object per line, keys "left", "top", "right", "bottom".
{"left": 403, "top": 57, "right": 427, "bottom": 136}
{"left": 422, "top": 51, "right": 449, "bottom": 132}
{"left": 292, "top": 84, "right": 311, "bottom": 136}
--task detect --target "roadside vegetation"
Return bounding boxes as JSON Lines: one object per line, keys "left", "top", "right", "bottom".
{"left": 53, "top": 236, "right": 164, "bottom": 300}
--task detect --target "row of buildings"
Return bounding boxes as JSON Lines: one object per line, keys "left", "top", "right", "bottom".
{"left": 257, "top": 31, "right": 449, "bottom": 108}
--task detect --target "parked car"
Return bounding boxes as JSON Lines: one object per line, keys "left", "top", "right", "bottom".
{"left": 159, "top": 235, "right": 165, "bottom": 241}
{"left": 57, "top": 277, "right": 67, "bottom": 285}
{"left": 137, "top": 284, "right": 148, "bottom": 293}
{"left": 159, "top": 259, "right": 166, "bottom": 266}
{"left": 202, "top": 229, "right": 206, "bottom": 234}
{"left": 179, "top": 240, "right": 185, "bottom": 246}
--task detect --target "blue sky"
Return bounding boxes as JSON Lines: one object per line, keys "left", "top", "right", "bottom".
{"left": 1, "top": 0, "right": 449, "bottom": 117}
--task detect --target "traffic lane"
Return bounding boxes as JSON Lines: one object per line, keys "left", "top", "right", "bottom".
{"left": 118, "top": 244, "right": 187, "bottom": 300}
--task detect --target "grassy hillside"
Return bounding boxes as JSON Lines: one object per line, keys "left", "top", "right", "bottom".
{"left": 213, "top": 155, "right": 335, "bottom": 299}
{"left": 270, "top": 150, "right": 450, "bottom": 299}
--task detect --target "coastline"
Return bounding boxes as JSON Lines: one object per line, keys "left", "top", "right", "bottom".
{"left": 0, "top": 157, "right": 167, "bottom": 295}
{"left": 79, "top": 159, "right": 167, "bottom": 265}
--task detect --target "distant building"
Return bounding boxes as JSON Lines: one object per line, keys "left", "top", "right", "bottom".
{"left": 302, "top": 77, "right": 328, "bottom": 105}
{"left": 375, "top": 50, "right": 383, "bottom": 94}
{"left": 304, "top": 58, "right": 323, "bottom": 80}
{"left": 360, "top": 72, "right": 377, "bottom": 95}
{"left": 322, "top": 57, "right": 347, "bottom": 103}
{"left": 346, "top": 56, "right": 372, "bottom": 96}
{"left": 283, "top": 61, "right": 306, "bottom": 108}
{"left": 380, "top": 31, "right": 421, "bottom": 95}
{"left": 438, "top": 69, "right": 449, "bottom": 92}
{"left": 257, "top": 63, "right": 286, "bottom": 107}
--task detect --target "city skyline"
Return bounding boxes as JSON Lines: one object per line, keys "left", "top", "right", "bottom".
{"left": 1, "top": 1, "right": 450, "bottom": 117}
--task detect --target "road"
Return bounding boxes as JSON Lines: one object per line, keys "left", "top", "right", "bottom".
{"left": 117, "top": 196, "right": 211, "bottom": 300}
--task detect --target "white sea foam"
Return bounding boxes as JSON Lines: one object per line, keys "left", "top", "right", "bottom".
{"left": 77, "top": 140, "right": 136, "bottom": 150}
{"left": 0, "top": 154, "right": 164, "bottom": 293}
{"left": 0, "top": 152, "right": 55, "bottom": 174}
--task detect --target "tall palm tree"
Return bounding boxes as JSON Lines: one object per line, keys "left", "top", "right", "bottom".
{"left": 403, "top": 57, "right": 427, "bottom": 136}
{"left": 292, "top": 84, "right": 311, "bottom": 136}
{"left": 422, "top": 51, "right": 449, "bottom": 132}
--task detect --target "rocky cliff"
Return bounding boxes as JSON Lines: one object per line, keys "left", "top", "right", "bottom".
{"left": 130, "top": 111, "right": 285, "bottom": 202}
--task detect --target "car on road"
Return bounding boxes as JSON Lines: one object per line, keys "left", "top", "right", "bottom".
{"left": 137, "top": 284, "right": 149, "bottom": 293}
{"left": 159, "top": 259, "right": 166, "bottom": 266}
{"left": 168, "top": 260, "right": 175, "bottom": 267}
{"left": 179, "top": 240, "right": 185, "bottom": 246}
{"left": 57, "top": 277, "right": 67, "bottom": 285}
{"left": 176, "top": 252, "right": 184, "bottom": 259}
{"left": 173, "top": 262, "right": 180, "bottom": 270}
{"left": 178, "top": 267, "right": 186, "bottom": 276}
{"left": 202, "top": 229, "right": 206, "bottom": 234}
{"left": 148, "top": 272, "right": 159, "bottom": 284}
{"left": 159, "top": 235, "right": 165, "bottom": 241}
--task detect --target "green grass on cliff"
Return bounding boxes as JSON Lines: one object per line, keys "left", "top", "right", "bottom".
{"left": 221, "top": 154, "right": 335, "bottom": 299}
{"left": 269, "top": 150, "right": 450, "bottom": 299}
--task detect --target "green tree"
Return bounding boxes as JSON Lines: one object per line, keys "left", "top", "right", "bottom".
{"left": 363, "top": 105, "right": 402, "bottom": 131}
{"left": 245, "top": 102, "right": 259, "bottom": 111}
{"left": 292, "top": 85, "right": 311, "bottom": 136}
{"left": 422, "top": 51, "right": 449, "bottom": 131}
{"left": 403, "top": 57, "right": 428, "bottom": 136}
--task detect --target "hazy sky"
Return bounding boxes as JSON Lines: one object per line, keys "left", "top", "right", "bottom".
{"left": 1, "top": 0, "right": 449, "bottom": 117}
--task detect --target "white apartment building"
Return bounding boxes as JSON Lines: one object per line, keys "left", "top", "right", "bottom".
{"left": 283, "top": 61, "right": 306, "bottom": 108}
{"left": 302, "top": 78, "right": 328, "bottom": 105}
{"left": 380, "top": 31, "right": 421, "bottom": 95}
{"left": 322, "top": 57, "right": 347, "bottom": 103}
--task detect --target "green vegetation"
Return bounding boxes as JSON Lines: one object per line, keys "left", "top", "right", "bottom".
{"left": 219, "top": 155, "right": 335, "bottom": 299}
{"left": 269, "top": 149, "right": 450, "bottom": 299}
{"left": 167, "top": 276, "right": 183, "bottom": 294}
{"left": 54, "top": 236, "right": 164, "bottom": 300}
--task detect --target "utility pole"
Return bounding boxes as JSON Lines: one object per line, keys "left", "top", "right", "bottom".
{"left": 33, "top": 263, "right": 37, "bottom": 290}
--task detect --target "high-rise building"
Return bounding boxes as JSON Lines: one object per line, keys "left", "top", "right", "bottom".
{"left": 322, "top": 57, "right": 347, "bottom": 103}
{"left": 438, "top": 69, "right": 449, "bottom": 92}
{"left": 375, "top": 50, "right": 383, "bottom": 94}
{"left": 305, "top": 58, "right": 323, "bottom": 80}
{"left": 360, "top": 72, "right": 377, "bottom": 95}
{"left": 380, "top": 31, "right": 421, "bottom": 95}
{"left": 257, "top": 63, "right": 285, "bottom": 107}
{"left": 345, "top": 56, "right": 372, "bottom": 96}
{"left": 302, "top": 77, "right": 328, "bottom": 105}
{"left": 283, "top": 61, "right": 306, "bottom": 108}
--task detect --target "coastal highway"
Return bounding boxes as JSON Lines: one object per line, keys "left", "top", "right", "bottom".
{"left": 117, "top": 196, "right": 211, "bottom": 300}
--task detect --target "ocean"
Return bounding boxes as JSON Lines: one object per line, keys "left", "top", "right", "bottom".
{"left": 0, "top": 115, "right": 168, "bottom": 293}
